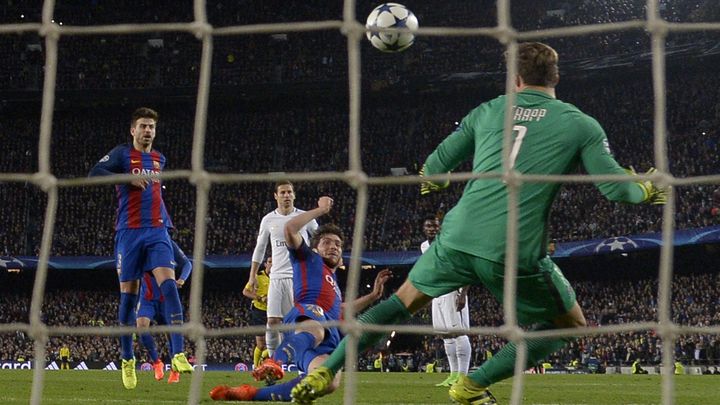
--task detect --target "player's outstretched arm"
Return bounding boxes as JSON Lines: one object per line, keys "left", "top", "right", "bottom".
{"left": 578, "top": 119, "right": 668, "bottom": 205}
{"left": 624, "top": 166, "right": 668, "bottom": 205}
{"left": 419, "top": 165, "right": 450, "bottom": 196}
{"left": 344, "top": 268, "right": 392, "bottom": 313}
{"left": 419, "top": 114, "right": 476, "bottom": 196}
{"left": 284, "top": 196, "right": 333, "bottom": 249}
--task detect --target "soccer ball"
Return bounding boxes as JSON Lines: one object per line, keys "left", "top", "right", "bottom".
{"left": 365, "top": 3, "right": 419, "bottom": 53}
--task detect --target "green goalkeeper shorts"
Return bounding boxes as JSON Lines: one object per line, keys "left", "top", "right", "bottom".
{"left": 409, "top": 237, "right": 576, "bottom": 326}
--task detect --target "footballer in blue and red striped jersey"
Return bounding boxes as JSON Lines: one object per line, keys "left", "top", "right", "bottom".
{"left": 288, "top": 240, "right": 343, "bottom": 323}
{"left": 89, "top": 107, "right": 193, "bottom": 390}
{"left": 93, "top": 144, "right": 173, "bottom": 231}
{"left": 89, "top": 108, "right": 175, "bottom": 282}
{"left": 210, "top": 196, "right": 391, "bottom": 401}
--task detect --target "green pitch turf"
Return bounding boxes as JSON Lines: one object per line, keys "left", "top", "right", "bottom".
{"left": 1, "top": 370, "right": 718, "bottom": 404}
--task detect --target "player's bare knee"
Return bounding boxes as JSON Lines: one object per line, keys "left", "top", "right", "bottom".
{"left": 296, "top": 319, "right": 324, "bottom": 345}
{"left": 152, "top": 267, "right": 174, "bottom": 284}
{"left": 120, "top": 280, "right": 139, "bottom": 294}
{"left": 136, "top": 317, "right": 151, "bottom": 328}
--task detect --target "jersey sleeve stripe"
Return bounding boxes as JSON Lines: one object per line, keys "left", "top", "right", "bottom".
{"left": 150, "top": 152, "right": 163, "bottom": 226}
{"left": 127, "top": 149, "right": 143, "bottom": 228}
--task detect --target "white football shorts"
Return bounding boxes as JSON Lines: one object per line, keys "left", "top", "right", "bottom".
{"left": 266, "top": 277, "right": 295, "bottom": 319}
{"left": 431, "top": 290, "right": 470, "bottom": 332}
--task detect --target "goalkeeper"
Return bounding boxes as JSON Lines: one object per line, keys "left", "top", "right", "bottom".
{"left": 292, "top": 41, "right": 668, "bottom": 405}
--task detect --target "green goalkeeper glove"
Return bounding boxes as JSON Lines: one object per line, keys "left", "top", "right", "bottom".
{"left": 625, "top": 166, "right": 668, "bottom": 205}
{"left": 419, "top": 166, "right": 449, "bottom": 195}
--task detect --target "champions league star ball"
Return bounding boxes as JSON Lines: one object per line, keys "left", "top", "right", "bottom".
{"left": 594, "top": 237, "right": 639, "bottom": 254}
{"left": 366, "top": 3, "right": 419, "bottom": 53}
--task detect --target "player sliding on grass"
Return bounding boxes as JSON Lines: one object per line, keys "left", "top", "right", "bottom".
{"left": 210, "top": 196, "right": 391, "bottom": 402}
{"left": 291, "top": 42, "right": 668, "bottom": 405}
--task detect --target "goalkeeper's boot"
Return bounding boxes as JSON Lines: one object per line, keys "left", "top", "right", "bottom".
{"left": 167, "top": 370, "right": 180, "bottom": 384}
{"left": 210, "top": 384, "right": 259, "bottom": 401}
{"left": 121, "top": 358, "right": 137, "bottom": 389}
{"left": 171, "top": 353, "right": 193, "bottom": 373}
{"left": 152, "top": 359, "right": 165, "bottom": 381}
{"left": 449, "top": 374, "right": 497, "bottom": 405}
{"left": 252, "top": 358, "right": 284, "bottom": 385}
{"left": 435, "top": 372, "right": 458, "bottom": 387}
{"left": 291, "top": 366, "right": 334, "bottom": 404}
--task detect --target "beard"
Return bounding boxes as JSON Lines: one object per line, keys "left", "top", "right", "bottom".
{"left": 322, "top": 256, "right": 340, "bottom": 268}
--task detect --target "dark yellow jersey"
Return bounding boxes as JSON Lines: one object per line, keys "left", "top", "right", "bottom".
{"left": 246, "top": 270, "right": 270, "bottom": 311}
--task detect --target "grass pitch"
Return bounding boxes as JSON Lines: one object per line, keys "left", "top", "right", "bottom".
{"left": 1, "top": 370, "right": 718, "bottom": 404}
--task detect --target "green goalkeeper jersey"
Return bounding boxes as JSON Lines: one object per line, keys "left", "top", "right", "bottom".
{"left": 423, "top": 89, "right": 646, "bottom": 272}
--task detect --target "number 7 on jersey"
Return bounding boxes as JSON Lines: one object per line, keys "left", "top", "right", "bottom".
{"left": 508, "top": 125, "right": 527, "bottom": 169}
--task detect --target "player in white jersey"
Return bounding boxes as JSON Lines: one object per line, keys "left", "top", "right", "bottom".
{"left": 421, "top": 214, "right": 472, "bottom": 388}
{"left": 248, "top": 181, "right": 319, "bottom": 356}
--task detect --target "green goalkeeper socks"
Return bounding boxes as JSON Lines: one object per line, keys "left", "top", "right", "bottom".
{"left": 323, "top": 294, "right": 412, "bottom": 374}
{"left": 470, "top": 325, "right": 570, "bottom": 387}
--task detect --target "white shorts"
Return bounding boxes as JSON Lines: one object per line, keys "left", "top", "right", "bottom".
{"left": 432, "top": 290, "right": 470, "bottom": 332}
{"left": 266, "top": 277, "right": 294, "bottom": 319}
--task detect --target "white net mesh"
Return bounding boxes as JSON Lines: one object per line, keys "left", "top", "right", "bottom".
{"left": 1, "top": 0, "right": 720, "bottom": 404}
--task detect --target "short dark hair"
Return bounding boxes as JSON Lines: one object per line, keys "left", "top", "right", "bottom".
{"left": 512, "top": 42, "right": 559, "bottom": 88}
{"left": 423, "top": 214, "right": 439, "bottom": 223}
{"left": 274, "top": 180, "right": 294, "bottom": 193}
{"left": 311, "top": 223, "right": 344, "bottom": 248}
{"left": 131, "top": 107, "right": 159, "bottom": 127}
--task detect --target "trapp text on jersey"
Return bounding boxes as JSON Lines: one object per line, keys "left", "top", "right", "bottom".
{"left": 513, "top": 106, "right": 547, "bottom": 122}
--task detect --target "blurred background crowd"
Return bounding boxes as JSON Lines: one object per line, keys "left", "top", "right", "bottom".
{"left": 1, "top": 0, "right": 720, "bottom": 371}
{"left": 1, "top": 269, "right": 719, "bottom": 370}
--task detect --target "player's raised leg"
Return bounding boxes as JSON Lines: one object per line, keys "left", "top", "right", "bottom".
{"left": 292, "top": 280, "right": 426, "bottom": 402}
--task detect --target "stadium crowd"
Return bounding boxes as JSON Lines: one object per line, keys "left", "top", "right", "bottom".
{"left": 2, "top": 0, "right": 720, "bottom": 379}
{"left": 2, "top": 64, "right": 720, "bottom": 257}
{"left": 1, "top": 270, "right": 719, "bottom": 370}
{"left": 0, "top": 290, "right": 259, "bottom": 365}
{"left": 0, "top": 1, "right": 719, "bottom": 91}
